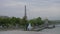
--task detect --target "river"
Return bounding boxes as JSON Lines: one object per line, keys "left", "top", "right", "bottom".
{"left": 0, "top": 25, "right": 60, "bottom": 34}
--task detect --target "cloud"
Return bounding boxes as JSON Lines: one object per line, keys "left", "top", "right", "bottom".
{"left": 0, "top": 0, "right": 60, "bottom": 20}
{"left": 28, "top": 1, "right": 60, "bottom": 20}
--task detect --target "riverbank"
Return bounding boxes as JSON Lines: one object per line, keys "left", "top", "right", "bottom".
{"left": 0, "top": 30, "right": 41, "bottom": 34}
{"left": 0, "top": 27, "right": 60, "bottom": 34}
{"left": 0, "top": 28, "right": 25, "bottom": 31}
{"left": 0, "top": 25, "right": 60, "bottom": 34}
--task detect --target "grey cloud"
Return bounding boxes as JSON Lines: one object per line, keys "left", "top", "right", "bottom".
{"left": 0, "top": 0, "right": 60, "bottom": 20}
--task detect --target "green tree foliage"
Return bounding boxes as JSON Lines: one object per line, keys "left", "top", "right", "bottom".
{"left": 10, "top": 17, "right": 17, "bottom": 26}
{"left": 36, "top": 17, "right": 43, "bottom": 25}
{"left": 0, "top": 17, "right": 10, "bottom": 28}
{"left": 0, "top": 16, "right": 44, "bottom": 28}
{"left": 0, "top": 17, "right": 21, "bottom": 28}
{"left": 22, "top": 16, "right": 28, "bottom": 26}
{"left": 29, "top": 17, "right": 44, "bottom": 26}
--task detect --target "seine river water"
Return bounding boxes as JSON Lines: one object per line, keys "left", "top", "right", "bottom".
{"left": 0, "top": 25, "right": 60, "bottom": 34}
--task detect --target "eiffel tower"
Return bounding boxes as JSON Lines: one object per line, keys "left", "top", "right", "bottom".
{"left": 23, "top": 5, "right": 27, "bottom": 22}
{"left": 24, "top": 5, "right": 27, "bottom": 20}
{"left": 23, "top": 5, "right": 28, "bottom": 30}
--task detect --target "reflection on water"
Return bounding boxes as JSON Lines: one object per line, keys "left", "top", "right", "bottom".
{"left": 0, "top": 25, "right": 60, "bottom": 34}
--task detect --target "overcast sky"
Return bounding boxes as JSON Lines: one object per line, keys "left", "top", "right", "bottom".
{"left": 0, "top": 0, "right": 60, "bottom": 20}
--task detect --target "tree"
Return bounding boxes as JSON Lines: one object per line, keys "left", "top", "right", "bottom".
{"left": 36, "top": 17, "right": 43, "bottom": 25}
{"left": 29, "top": 17, "right": 43, "bottom": 26}
{"left": 15, "top": 18, "right": 21, "bottom": 26}
{"left": 10, "top": 17, "right": 17, "bottom": 26}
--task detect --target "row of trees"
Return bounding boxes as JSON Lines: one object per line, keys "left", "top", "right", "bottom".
{"left": 0, "top": 17, "right": 21, "bottom": 28}
{"left": 0, "top": 16, "right": 44, "bottom": 28}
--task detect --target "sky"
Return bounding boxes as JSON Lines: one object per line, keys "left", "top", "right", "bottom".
{"left": 0, "top": 0, "right": 60, "bottom": 20}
